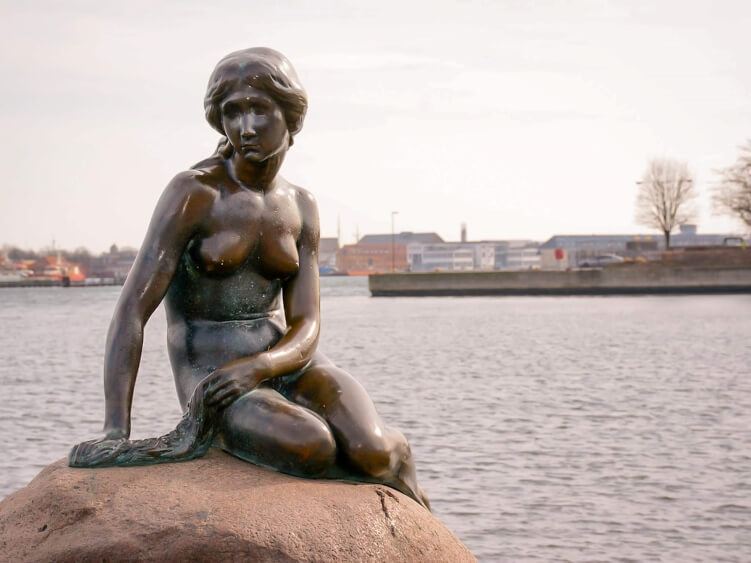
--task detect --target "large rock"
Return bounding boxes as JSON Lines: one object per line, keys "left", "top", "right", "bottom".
{"left": 0, "top": 449, "right": 474, "bottom": 562}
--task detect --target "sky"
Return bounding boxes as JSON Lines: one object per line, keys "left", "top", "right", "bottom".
{"left": 1, "top": 0, "right": 749, "bottom": 252}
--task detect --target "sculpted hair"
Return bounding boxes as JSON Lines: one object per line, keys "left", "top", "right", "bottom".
{"left": 204, "top": 47, "right": 307, "bottom": 150}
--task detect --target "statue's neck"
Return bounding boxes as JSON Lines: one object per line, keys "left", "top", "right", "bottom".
{"left": 227, "top": 151, "right": 285, "bottom": 192}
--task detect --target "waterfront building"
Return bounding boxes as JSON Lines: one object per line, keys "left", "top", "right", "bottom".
{"left": 407, "top": 242, "right": 479, "bottom": 271}
{"left": 15, "top": 260, "right": 36, "bottom": 275}
{"left": 0, "top": 254, "right": 31, "bottom": 282}
{"left": 88, "top": 245, "right": 138, "bottom": 282}
{"left": 29, "top": 255, "right": 85, "bottom": 282}
{"left": 493, "top": 240, "right": 541, "bottom": 270}
{"left": 336, "top": 232, "right": 443, "bottom": 273}
{"left": 407, "top": 239, "right": 540, "bottom": 272}
{"left": 540, "top": 225, "right": 744, "bottom": 269}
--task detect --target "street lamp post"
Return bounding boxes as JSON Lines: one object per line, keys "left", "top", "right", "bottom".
{"left": 391, "top": 211, "right": 399, "bottom": 272}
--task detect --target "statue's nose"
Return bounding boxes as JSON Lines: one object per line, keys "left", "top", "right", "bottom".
{"left": 240, "top": 115, "right": 257, "bottom": 138}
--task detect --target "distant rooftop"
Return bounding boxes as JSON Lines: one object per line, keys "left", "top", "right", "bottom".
{"left": 540, "top": 230, "right": 742, "bottom": 250}
{"left": 358, "top": 232, "right": 443, "bottom": 245}
{"left": 406, "top": 239, "right": 540, "bottom": 249}
{"left": 540, "top": 234, "right": 656, "bottom": 249}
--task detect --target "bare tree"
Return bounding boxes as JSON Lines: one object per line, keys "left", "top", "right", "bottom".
{"left": 713, "top": 140, "right": 751, "bottom": 230}
{"left": 635, "top": 158, "right": 697, "bottom": 249}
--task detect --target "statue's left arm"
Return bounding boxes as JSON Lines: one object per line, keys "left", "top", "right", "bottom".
{"left": 204, "top": 188, "right": 320, "bottom": 408}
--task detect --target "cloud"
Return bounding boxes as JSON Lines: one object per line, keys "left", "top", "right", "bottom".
{"left": 295, "top": 51, "right": 457, "bottom": 72}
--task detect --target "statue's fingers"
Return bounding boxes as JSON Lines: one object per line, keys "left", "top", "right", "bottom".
{"left": 205, "top": 379, "right": 233, "bottom": 402}
{"left": 209, "top": 384, "right": 241, "bottom": 406}
{"left": 206, "top": 390, "right": 224, "bottom": 406}
{"left": 217, "top": 392, "right": 239, "bottom": 409}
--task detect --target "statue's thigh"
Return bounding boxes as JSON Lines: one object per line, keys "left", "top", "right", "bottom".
{"left": 286, "top": 365, "right": 390, "bottom": 444}
{"left": 219, "top": 388, "right": 335, "bottom": 476}
{"left": 286, "top": 365, "right": 413, "bottom": 478}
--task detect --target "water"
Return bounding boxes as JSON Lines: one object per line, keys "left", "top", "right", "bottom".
{"left": 1, "top": 277, "right": 750, "bottom": 561}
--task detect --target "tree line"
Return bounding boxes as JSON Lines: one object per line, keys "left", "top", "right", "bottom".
{"left": 635, "top": 139, "right": 751, "bottom": 249}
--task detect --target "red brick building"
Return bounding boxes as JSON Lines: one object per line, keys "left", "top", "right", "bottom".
{"left": 336, "top": 232, "right": 443, "bottom": 273}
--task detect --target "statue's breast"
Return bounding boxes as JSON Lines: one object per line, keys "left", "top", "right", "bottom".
{"left": 255, "top": 188, "right": 303, "bottom": 279}
{"left": 257, "top": 231, "right": 299, "bottom": 279}
{"left": 187, "top": 188, "right": 262, "bottom": 276}
{"left": 186, "top": 186, "right": 302, "bottom": 280}
{"left": 188, "top": 230, "right": 254, "bottom": 276}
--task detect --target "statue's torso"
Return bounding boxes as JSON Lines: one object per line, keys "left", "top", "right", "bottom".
{"left": 163, "top": 164, "right": 305, "bottom": 407}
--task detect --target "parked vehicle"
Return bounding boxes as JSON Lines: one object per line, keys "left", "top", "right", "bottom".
{"left": 578, "top": 254, "right": 625, "bottom": 268}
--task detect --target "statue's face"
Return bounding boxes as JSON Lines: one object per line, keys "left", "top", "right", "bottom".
{"left": 220, "top": 85, "right": 289, "bottom": 163}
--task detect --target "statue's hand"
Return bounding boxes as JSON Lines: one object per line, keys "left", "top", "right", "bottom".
{"left": 69, "top": 434, "right": 128, "bottom": 467}
{"left": 203, "top": 363, "right": 266, "bottom": 409}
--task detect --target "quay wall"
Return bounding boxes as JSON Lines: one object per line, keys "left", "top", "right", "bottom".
{"left": 369, "top": 267, "right": 751, "bottom": 296}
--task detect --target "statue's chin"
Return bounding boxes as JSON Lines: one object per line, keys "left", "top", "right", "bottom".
{"left": 235, "top": 138, "right": 289, "bottom": 164}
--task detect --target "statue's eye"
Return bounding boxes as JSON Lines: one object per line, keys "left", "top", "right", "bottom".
{"left": 223, "top": 103, "right": 241, "bottom": 118}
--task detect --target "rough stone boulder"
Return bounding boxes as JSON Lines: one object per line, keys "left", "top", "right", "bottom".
{"left": 0, "top": 449, "right": 475, "bottom": 562}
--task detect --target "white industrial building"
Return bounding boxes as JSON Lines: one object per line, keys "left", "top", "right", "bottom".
{"left": 407, "top": 240, "right": 540, "bottom": 272}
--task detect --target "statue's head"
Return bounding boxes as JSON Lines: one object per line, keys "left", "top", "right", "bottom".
{"left": 204, "top": 48, "right": 307, "bottom": 149}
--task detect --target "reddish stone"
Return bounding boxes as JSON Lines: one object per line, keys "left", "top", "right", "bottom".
{"left": 0, "top": 449, "right": 474, "bottom": 562}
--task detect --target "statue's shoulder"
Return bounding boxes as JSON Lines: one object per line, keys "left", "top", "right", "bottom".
{"left": 287, "top": 182, "right": 318, "bottom": 212}
{"left": 160, "top": 168, "right": 220, "bottom": 212}
{"left": 168, "top": 158, "right": 226, "bottom": 195}
{"left": 187, "top": 153, "right": 231, "bottom": 189}
{"left": 285, "top": 183, "right": 319, "bottom": 239}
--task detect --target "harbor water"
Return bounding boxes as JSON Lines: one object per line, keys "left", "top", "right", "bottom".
{"left": 1, "top": 277, "right": 750, "bottom": 561}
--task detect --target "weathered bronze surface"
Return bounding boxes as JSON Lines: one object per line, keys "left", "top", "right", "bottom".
{"left": 69, "top": 48, "right": 428, "bottom": 509}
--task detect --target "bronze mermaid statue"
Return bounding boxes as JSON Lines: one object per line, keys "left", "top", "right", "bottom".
{"left": 69, "top": 47, "right": 429, "bottom": 509}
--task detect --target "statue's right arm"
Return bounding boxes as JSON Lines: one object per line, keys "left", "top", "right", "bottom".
{"left": 102, "top": 172, "right": 213, "bottom": 439}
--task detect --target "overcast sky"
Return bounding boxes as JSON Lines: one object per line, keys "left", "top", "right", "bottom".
{"left": 1, "top": 0, "right": 749, "bottom": 252}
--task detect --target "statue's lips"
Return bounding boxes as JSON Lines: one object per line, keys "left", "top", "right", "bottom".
{"left": 241, "top": 144, "right": 260, "bottom": 151}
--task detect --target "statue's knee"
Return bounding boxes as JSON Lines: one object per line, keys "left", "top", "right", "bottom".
{"left": 346, "top": 437, "right": 395, "bottom": 478}
{"left": 300, "top": 422, "right": 337, "bottom": 475}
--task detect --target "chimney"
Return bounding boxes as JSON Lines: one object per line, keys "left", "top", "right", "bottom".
{"left": 460, "top": 223, "right": 467, "bottom": 243}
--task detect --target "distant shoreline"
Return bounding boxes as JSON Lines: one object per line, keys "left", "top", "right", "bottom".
{"left": 0, "top": 279, "right": 123, "bottom": 289}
